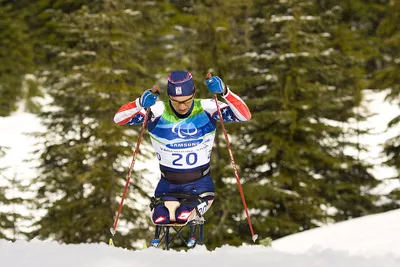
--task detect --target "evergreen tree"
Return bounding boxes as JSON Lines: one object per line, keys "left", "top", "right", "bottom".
{"left": 29, "top": 1, "right": 172, "bottom": 248}
{"left": 0, "top": 1, "right": 35, "bottom": 116}
{"left": 374, "top": 1, "right": 400, "bottom": 207}
{"left": 241, "top": 0, "right": 381, "bottom": 241}
{"left": 0, "top": 147, "right": 12, "bottom": 240}
{"left": 0, "top": 148, "right": 31, "bottom": 240}
{"left": 0, "top": 183, "right": 16, "bottom": 240}
{"left": 334, "top": 0, "right": 400, "bottom": 210}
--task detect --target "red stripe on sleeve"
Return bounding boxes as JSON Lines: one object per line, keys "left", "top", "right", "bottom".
{"left": 225, "top": 91, "right": 252, "bottom": 120}
{"left": 114, "top": 101, "right": 141, "bottom": 125}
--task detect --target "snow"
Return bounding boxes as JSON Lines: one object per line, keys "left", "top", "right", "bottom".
{"left": 124, "top": 9, "right": 141, "bottom": 16}
{"left": 1, "top": 209, "right": 400, "bottom": 266}
{"left": 273, "top": 208, "right": 400, "bottom": 257}
{"left": 270, "top": 15, "right": 295, "bottom": 22}
{"left": 356, "top": 90, "right": 400, "bottom": 191}
{"left": 0, "top": 108, "right": 43, "bottom": 183}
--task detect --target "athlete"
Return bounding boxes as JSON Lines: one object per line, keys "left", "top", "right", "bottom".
{"left": 114, "top": 71, "right": 251, "bottom": 227}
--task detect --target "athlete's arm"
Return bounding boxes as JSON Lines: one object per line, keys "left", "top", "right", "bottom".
{"left": 114, "top": 100, "right": 164, "bottom": 125}
{"left": 201, "top": 87, "right": 251, "bottom": 122}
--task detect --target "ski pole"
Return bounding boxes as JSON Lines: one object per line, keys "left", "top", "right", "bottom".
{"left": 206, "top": 73, "right": 258, "bottom": 242}
{"left": 109, "top": 86, "right": 159, "bottom": 246}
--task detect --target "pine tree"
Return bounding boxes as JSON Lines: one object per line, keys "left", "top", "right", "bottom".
{"left": 374, "top": 0, "right": 400, "bottom": 208}
{"left": 0, "top": 1, "right": 35, "bottom": 116}
{"left": 0, "top": 147, "right": 12, "bottom": 240}
{"left": 240, "top": 0, "right": 382, "bottom": 241}
{"left": 0, "top": 150, "right": 31, "bottom": 240}
{"left": 341, "top": 0, "right": 400, "bottom": 209}
{"left": 28, "top": 1, "right": 172, "bottom": 248}
{"left": 0, "top": 184, "right": 16, "bottom": 240}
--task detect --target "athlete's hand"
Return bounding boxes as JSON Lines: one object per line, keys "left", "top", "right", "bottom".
{"left": 139, "top": 86, "right": 159, "bottom": 108}
{"left": 205, "top": 75, "right": 225, "bottom": 94}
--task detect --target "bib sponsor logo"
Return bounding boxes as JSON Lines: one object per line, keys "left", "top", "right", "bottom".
{"left": 166, "top": 139, "right": 203, "bottom": 149}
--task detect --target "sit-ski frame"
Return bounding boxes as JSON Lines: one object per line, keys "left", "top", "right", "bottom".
{"left": 152, "top": 219, "right": 205, "bottom": 250}
{"left": 149, "top": 192, "right": 214, "bottom": 250}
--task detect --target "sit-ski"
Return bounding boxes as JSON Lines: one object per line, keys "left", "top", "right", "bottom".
{"left": 149, "top": 192, "right": 214, "bottom": 250}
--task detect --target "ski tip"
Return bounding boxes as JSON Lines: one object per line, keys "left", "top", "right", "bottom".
{"left": 252, "top": 234, "right": 259, "bottom": 243}
{"left": 109, "top": 238, "right": 114, "bottom": 246}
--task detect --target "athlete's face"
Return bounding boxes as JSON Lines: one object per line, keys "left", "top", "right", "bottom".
{"left": 169, "top": 94, "right": 194, "bottom": 115}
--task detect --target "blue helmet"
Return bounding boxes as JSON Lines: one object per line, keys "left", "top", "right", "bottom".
{"left": 167, "top": 71, "right": 195, "bottom": 96}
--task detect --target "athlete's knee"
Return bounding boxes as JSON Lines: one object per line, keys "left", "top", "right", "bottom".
{"left": 175, "top": 204, "right": 194, "bottom": 224}
{"left": 152, "top": 204, "right": 170, "bottom": 224}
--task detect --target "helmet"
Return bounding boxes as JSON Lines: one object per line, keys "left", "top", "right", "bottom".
{"left": 167, "top": 71, "right": 195, "bottom": 96}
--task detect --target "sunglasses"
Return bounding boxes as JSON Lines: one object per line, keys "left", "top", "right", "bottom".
{"left": 169, "top": 95, "right": 194, "bottom": 105}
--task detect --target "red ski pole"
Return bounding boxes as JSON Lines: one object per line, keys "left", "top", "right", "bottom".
{"left": 207, "top": 73, "right": 258, "bottom": 242}
{"left": 109, "top": 86, "right": 159, "bottom": 246}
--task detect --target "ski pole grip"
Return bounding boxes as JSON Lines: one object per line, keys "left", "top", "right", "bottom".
{"left": 152, "top": 85, "right": 160, "bottom": 95}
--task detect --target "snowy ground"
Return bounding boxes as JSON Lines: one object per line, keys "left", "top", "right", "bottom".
{"left": 1, "top": 209, "right": 400, "bottom": 267}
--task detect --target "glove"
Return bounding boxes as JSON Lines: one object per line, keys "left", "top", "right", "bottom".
{"left": 205, "top": 76, "right": 225, "bottom": 94}
{"left": 139, "top": 88, "right": 158, "bottom": 108}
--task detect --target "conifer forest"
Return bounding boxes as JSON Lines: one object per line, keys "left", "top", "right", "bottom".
{"left": 0, "top": 0, "right": 399, "bottom": 250}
